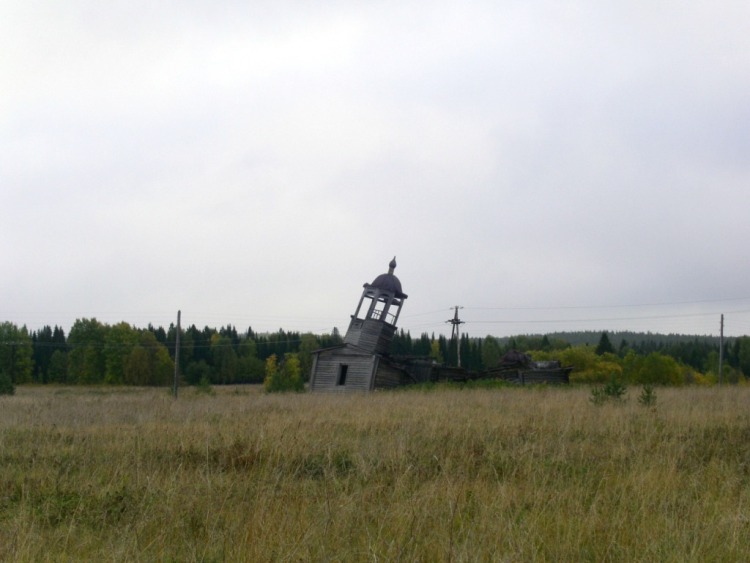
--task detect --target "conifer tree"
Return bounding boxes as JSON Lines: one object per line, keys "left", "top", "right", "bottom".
{"left": 0, "top": 370, "right": 14, "bottom": 395}
{"left": 595, "top": 332, "right": 615, "bottom": 356}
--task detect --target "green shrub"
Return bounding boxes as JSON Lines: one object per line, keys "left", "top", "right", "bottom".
{"left": 590, "top": 372, "right": 627, "bottom": 405}
{"left": 264, "top": 354, "right": 304, "bottom": 393}
{"left": 638, "top": 385, "right": 657, "bottom": 407}
{"left": 624, "top": 351, "right": 683, "bottom": 385}
{"left": 195, "top": 374, "right": 214, "bottom": 395}
{"left": 589, "top": 385, "right": 607, "bottom": 405}
{"left": 0, "top": 370, "right": 15, "bottom": 395}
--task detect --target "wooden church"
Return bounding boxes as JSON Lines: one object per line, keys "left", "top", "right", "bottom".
{"left": 309, "top": 258, "right": 415, "bottom": 392}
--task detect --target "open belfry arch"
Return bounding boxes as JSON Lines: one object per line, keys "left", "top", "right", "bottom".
{"left": 310, "top": 257, "right": 413, "bottom": 392}
{"left": 344, "top": 257, "right": 407, "bottom": 353}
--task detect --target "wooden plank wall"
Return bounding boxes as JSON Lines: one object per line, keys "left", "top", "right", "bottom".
{"left": 344, "top": 319, "right": 396, "bottom": 355}
{"left": 373, "top": 360, "right": 408, "bottom": 388}
{"left": 310, "top": 351, "right": 376, "bottom": 392}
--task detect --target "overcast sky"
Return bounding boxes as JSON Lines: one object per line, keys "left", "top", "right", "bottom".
{"left": 3, "top": 1, "right": 750, "bottom": 339}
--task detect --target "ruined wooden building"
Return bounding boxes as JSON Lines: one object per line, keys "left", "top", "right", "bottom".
{"left": 309, "top": 258, "right": 415, "bottom": 392}
{"left": 309, "top": 258, "right": 571, "bottom": 392}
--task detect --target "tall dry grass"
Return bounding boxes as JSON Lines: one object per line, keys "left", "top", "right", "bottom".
{"left": 1, "top": 384, "right": 750, "bottom": 561}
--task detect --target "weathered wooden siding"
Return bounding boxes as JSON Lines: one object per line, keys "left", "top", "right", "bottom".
{"left": 434, "top": 366, "right": 471, "bottom": 382}
{"left": 310, "top": 349, "right": 376, "bottom": 392}
{"left": 343, "top": 318, "right": 396, "bottom": 355}
{"left": 482, "top": 366, "right": 571, "bottom": 385}
{"left": 373, "top": 360, "right": 410, "bottom": 388}
{"left": 519, "top": 368, "right": 570, "bottom": 385}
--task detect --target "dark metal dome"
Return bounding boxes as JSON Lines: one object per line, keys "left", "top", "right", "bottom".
{"left": 369, "top": 257, "right": 407, "bottom": 299}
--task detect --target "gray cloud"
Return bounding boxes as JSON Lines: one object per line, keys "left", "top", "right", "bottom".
{"left": 3, "top": 1, "right": 750, "bottom": 337}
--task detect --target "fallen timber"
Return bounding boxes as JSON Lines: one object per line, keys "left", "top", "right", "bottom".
{"left": 482, "top": 361, "right": 572, "bottom": 385}
{"left": 480, "top": 350, "right": 572, "bottom": 384}
{"left": 392, "top": 351, "right": 572, "bottom": 386}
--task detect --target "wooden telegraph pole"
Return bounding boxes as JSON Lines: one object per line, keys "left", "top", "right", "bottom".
{"left": 173, "top": 310, "right": 181, "bottom": 398}
{"left": 446, "top": 306, "right": 465, "bottom": 368}
{"left": 719, "top": 313, "right": 724, "bottom": 386}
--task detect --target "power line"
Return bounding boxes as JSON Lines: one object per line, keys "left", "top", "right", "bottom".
{"left": 462, "top": 296, "right": 750, "bottom": 311}
{"left": 468, "top": 309, "right": 750, "bottom": 324}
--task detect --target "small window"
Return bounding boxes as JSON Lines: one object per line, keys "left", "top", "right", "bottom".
{"left": 337, "top": 364, "right": 348, "bottom": 386}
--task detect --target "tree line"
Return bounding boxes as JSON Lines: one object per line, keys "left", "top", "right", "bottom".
{"left": 1, "top": 319, "right": 342, "bottom": 387}
{"left": 1, "top": 319, "right": 748, "bottom": 386}
{"left": 390, "top": 329, "right": 750, "bottom": 385}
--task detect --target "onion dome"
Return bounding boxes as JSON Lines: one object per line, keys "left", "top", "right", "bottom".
{"left": 370, "top": 256, "right": 407, "bottom": 299}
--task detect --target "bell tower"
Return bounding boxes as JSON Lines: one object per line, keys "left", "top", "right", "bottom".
{"left": 344, "top": 257, "right": 408, "bottom": 355}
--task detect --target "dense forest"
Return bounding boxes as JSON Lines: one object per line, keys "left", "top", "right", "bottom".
{"left": 1, "top": 319, "right": 749, "bottom": 387}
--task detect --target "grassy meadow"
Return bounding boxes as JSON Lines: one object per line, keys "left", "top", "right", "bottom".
{"left": 2, "top": 384, "right": 750, "bottom": 561}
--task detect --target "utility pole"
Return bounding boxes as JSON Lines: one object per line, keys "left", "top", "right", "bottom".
{"left": 719, "top": 313, "right": 724, "bottom": 386}
{"left": 173, "top": 310, "right": 181, "bottom": 398}
{"left": 446, "top": 306, "right": 465, "bottom": 368}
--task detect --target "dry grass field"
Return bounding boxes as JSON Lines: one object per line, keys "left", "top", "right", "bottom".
{"left": 2, "top": 384, "right": 750, "bottom": 561}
